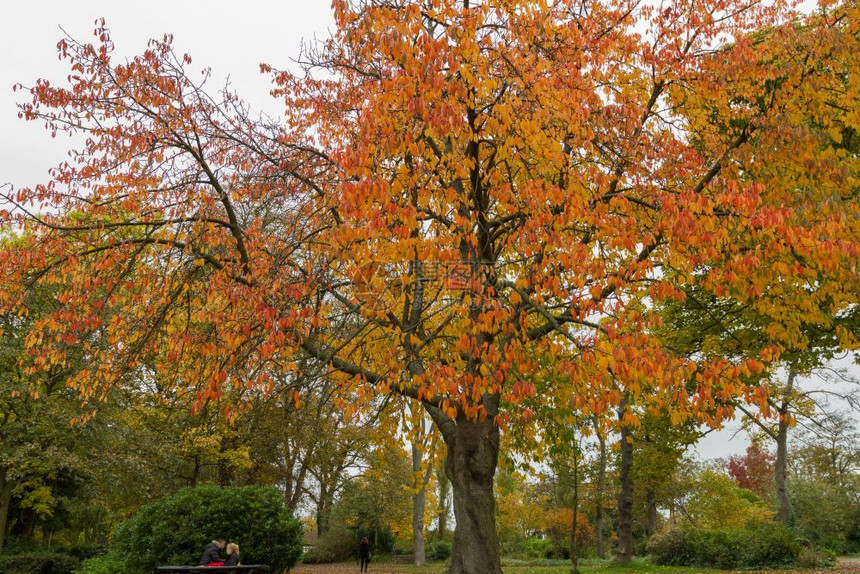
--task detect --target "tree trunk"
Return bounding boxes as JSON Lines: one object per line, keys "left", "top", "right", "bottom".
{"left": 316, "top": 481, "right": 333, "bottom": 536}
{"left": 189, "top": 456, "right": 201, "bottom": 487}
{"left": 775, "top": 370, "right": 796, "bottom": 526}
{"left": 595, "top": 429, "right": 607, "bottom": 559}
{"left": 287, "top": 459, "right": 309, "bottom": 511}
{"left": 0, "top": 468, "right": 12, "bottom": 554}
{"left": 615, "top": 421, "right": 634, "bottom": 564}
{"left": 445, "top": 417, "right": 502, "bottom": 574}
{"left": 437, "top": 457, "right": 450, "bottom": 539}
{"left": 645, "top": 489, "right": 658, "bottom": 537}
{"left": 569, "top": 450, "right": 580, "bottom": 574}
{"left": 15, "top": 508, "right": 36, "bottom": 541}
{"left": 411, "top": 440, "right": 427, "bottom": 566}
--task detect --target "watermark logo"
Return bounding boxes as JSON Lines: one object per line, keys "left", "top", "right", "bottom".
{"left": 348, "top": 259, "right": 496, "bottom": 303}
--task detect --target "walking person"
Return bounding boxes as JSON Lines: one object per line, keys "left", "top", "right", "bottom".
{"left": 359, "top": 536, "right": 371, "bottom": 572}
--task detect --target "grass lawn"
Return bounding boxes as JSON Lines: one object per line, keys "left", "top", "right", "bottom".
{"left": 293, "top": 557, "right": 856, "bottom": 573}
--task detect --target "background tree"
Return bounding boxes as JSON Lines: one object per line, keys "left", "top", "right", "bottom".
{"left": 727, "top": 442, "right": 776, "bottom": 500}
{"left": 789, "top": 412, "right": 860, "bottom": 553}
{"left": 0, "top": 278, "right": 90, "bottom": 552}
{"left": 333, "top": 442, "right": 413, "bottom": 551}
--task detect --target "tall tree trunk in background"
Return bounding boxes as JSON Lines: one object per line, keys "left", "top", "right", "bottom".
{"left": 436, "top": 456, "right": 451, "bottom": 539}
{"left": 15, "top": 508, "right": 36, "bottom": 541}
{"left": 411, "top": 432, "right": 429, "bottom": 566}
{"left": 444, "top": 416, "right": 502, "bottom": 574}
{"left": 412, "top": 478, "right": 427, "bottom": 565}
{"left": 189, "top": 456, "right": 201, "bottom": 487}
{"left": 595, "top": 428, "right": 607, "bottom": 559}
{"left": 0, "top": 468, "right": 12, "bottom": 554}
{"left": 645, "top": 488, "right": 658, "bottom": 537}
{"left": 316, "top": 481, "right": 333, "bottom": 536}
{"left": 615, "top": 407, "right": 634, "bottom": 564}
{"left": 286, "top": 460, "right": 309, "bottom": 511}
{"left": 569, "top": 449, "right": 580, "bottom": 574}
{"left": 776, "top": 369, "right": 796, "bottom": 526}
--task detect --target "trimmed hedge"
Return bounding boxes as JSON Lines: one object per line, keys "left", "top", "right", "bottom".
{"left": 113, "top": 485, "right": 302, "bottom": 573}
{"left": 0, "top": 553, "right": 80, "bottom": 574}
{"left": 647, "top": 525, "right": 800, "bottom": 569}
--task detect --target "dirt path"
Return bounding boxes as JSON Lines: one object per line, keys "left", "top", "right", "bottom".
{"left": 293, "top": 565, "right": 435, "bottom": 574}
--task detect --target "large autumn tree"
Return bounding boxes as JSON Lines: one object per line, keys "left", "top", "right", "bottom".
{"left": 2, "top": 1, "right": 857, "bottom": 571}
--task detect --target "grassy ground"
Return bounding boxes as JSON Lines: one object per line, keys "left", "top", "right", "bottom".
{"left": 292, "top": 557, "right": 859, "bottom": 574}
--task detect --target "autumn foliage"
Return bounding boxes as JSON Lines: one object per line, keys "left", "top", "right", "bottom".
{"left": 1, "top": 0, "right": 858, "bottom": 571}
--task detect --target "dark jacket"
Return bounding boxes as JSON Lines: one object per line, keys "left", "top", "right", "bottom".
{"left": 225, "top": 552, "right": 241, "bottom": 566}
{"left": 199, "top": 542, "right": 222, "bottom": 565}
{"left": 359, "top": 540, "right": 371, "bottom": 559}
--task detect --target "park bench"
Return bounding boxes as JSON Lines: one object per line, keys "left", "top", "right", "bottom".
{"left": 157, "top": 566, "right": 270, "bottom": 573}
{"left": 392, "top": 553, "right": 415, "bottom": 564}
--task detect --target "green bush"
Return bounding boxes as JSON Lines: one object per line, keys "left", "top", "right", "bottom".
{"left": 0, "top": 553, "right": 80, "bottom": 574}
{"left": 113, "top": 485, "right": 302, "bottom": 573}
{"left": 428, "top": 540, "right": 451, "bottom": 561}
{"left": 647, "top": 525, "right": 800, "bottom": 569}
{"left": 301, "top": 527, "right": 357, "bottom": 563}
{"left": 75, "top": 552, "right": 129, "bottom": 574}
{"left": 519, "top": 537, "right": 553, "bottom": 559}
{"left": 65, "top": 545, "right": 106, "bottom": 561}
{"left": 796, "top": 546, "right": 837, "bottom": 569}
{"left": 790, "top": 476, "right": 859, "bottom": 554}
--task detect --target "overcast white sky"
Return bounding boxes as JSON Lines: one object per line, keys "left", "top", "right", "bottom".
{"left": 0, "top": 1, "right": 334, "bottom": 190}
{"left": 1, "top": 1, "right": 855, "bottom": 461}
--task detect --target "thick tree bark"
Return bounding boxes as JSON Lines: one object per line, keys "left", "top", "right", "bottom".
{"left": 0, "top": 468, "right": 12, "bottom": 554}
{"left": 445, "top": 417, "right": 502, "bottom": 574}
{"left": 775, "top": 370, "right": 796, "bottom": 526}
{"left": 615, "top": 422, "right": 634, "bottom": 564}
{"left": 595, "top": 429, "right": 607, "bottom": 559}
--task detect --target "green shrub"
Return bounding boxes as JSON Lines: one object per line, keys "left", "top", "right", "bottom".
{"left": 647, "top": 525, "right": 800, "bottom": 569}
{"left": 113, "top": 485, "right": 302, "bottom": 573}
{"left": 75, "top": 552, "right": 129, "bottom": 574}
{"left": 519, "top": 537, "right": 553, "bottom": 559}
{"left": 428, "top": 540, "right": 451, "bottom": 561}
{"left": 66, "top": 545, "right": 106, "bottom": 561}
{"left": 301, "top": 527, "right": 357, "bottom": 563}
{"left": 796, "top": 546, "right": 837, "bottom": 568}
{"left": 0, "top": 553, "right": 80, "bottom": 574}
{"left": 647, "top": 528, "right": 696, "bottom": 566}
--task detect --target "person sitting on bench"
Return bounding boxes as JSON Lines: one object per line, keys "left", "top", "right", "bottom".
{"left": 225, "top": 543, "right": 241, "bottom": 566}
{"left": 199, "top": 539, "right": 226, "bottom": 566}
